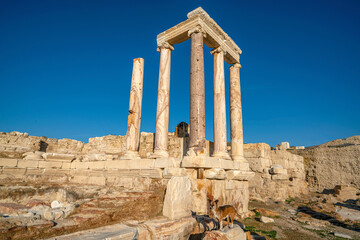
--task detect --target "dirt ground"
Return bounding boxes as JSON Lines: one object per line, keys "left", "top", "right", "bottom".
{"left": 243, "top": 193, "right": 360, "bottom": 240}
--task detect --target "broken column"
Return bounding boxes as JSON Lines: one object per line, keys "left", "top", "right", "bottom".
{"left": 123, "top": 58, "right": 144, "bottom": 159}
{"left": 153, "top": 42, "right": 174, "bottom": 158}
{"left": 211, "top": 47, "right": 229, "bottom": 159}
{"left": 188, "top": 26, "right": 206, "bottom": 156}
{"left": 229, "top": 63, "right": 247, "bottom": 165}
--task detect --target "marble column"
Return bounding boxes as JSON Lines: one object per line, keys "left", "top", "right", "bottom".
{"left": 123, "top": 58, "right": 144, "bottom": 159}
{"left": 153, "top": 42, "right": 174, "bottom": 158}
{"left": 211, "top": 47, "right": 230, "bottom": 159}
{"left": 229, "top": 63, "right": 246, "bottom": 162}
{"left": 188, "top": 26, "right": 206, "bottom": 156}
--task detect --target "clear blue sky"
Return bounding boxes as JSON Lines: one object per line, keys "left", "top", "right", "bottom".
{"left": 1, "top": 0, "right": 359, "bottom": 147}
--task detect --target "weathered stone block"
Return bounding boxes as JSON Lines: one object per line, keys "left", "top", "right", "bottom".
{"left": 43, "top": 153, "right": 75, "bottom": 161}
{"left": 71, "top": 161, "right": 90, "bottom": 170}
{"left": 88, "top": 176, "right": 106, "bottom": 185}
{"left": 2, "top": 167, "right": 26, "bottom": 178}
{"left": 244, "top": 143, "right": 270, "bottom": 158}
{"left": 163, "top": 168, "right": 187, "bottom": 178}
{"left": 17, "top": 160, "right": 39, "bottom": 168}
{"left": 38, "top": 161, "right": 63, "bottom": 169}
{"left": 83, "top": 154, "right": 108, "bottom": 161}
{"left": 105, "top": 160, "right": 130, "bottom": 169}
{"left": 154, "top": 158, "right": 181, "bottom": 168}
{"left": 163, "top": 176, "right": 192, "bottom": 220}
{"left": 271, "top": 174, "right": 288, "bottom": 180}
{"left": 233, "top": 161, "right": 250, "bottom": 171}
{"left": 140, "top": 169, "right": 162, "bottom": 178}
{"left": 204, "top": 168, "right": 226, "bottom": 179}
{"left": 88, "top": 161, "right": 105, "bottom": 170}
{"left": 220, "top": 159, "right": 234, "bottom": 169}
{"left": 61, "top": 162, "right": 72, "bottom": 169}
{"left": 226, "top": 170, "right": 255, "bottom": 181}
{"left": 0, "top": 158, "right": 18, "bottom": 167}
{"left": 181, "top": 157, "right": 221, "bottom": 169}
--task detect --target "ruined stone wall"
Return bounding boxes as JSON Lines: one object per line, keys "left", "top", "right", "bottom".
{"left": 0, "top": 131, "right": 250, "bottom": 216}
{"left": 245, "top": 143, "right": 308, "bottom": 201}
{"left": 291, "top": 136, "right": 360, "bottom": 192}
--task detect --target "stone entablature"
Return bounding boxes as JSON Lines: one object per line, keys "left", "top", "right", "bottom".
{"left": 157, "top": 7, "right": 241, "bottom": 64}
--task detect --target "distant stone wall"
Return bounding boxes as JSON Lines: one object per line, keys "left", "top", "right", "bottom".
{"left": 245, "top": 143, "right": 308, "bottom": 201}
{"left": 290, "top": 136, "right": 360, "bottom": 192}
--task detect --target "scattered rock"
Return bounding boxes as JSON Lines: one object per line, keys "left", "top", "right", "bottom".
{"left": 253, "top": 208, "right": 280, "bottom": 217}
{"left": 334, "top": 185, "right": 357, "bottom": 201}
{"left": 334, "top": 232, "right": 352, "bottom": 239}
{"left": 260, "top": 216, "right": 274, "bottom": 223}
{"left": 203, "top": 225, "right": 246, "bottom": 240}
{"left": 51, "top": 200, "right": 62, "bottom": 209}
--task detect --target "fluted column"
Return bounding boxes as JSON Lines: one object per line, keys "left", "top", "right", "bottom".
{"left": 187, "top": 26, "right": 206, "bottom": 156}
{"left": 153, "top": 42, "right": 174, "bottom": 158}
{"left": 123, "top": 58, "right": 144, "bottom": 159}
{"left": 211, "top": 47, "right": 230, "bottom": 159}
{"left": 229, "top": 63, "right": 246, "bottom": 162}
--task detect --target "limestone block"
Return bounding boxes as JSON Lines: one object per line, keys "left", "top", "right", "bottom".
{"left": 163, "top": 176, "right": 192, "bottom": 220}
{"left": 226, "top": 170, "right": 255, "bottom": 181}
{"left": 43, "top": 153, "right": 75, "bottom": 161}
{"left": 17, "top": 160, "right": 39, "bottom": 168}
{"left": 38, "top": 161, "right": 63, "bottom": 169}
{"left": 154, "top": 158, "right": 181, "bottom": 168}
{"left": 23, "top": 151, "right": 44, "bottom": 160}
{"left": 128, "top": 159, "right": 155, "bottom": 169}
{"left": 105, "top": 160, "right": 130, "bottom": 169}
{"left": 334, "top": 185, "right": 357, "bottom": 201}
{"left": 260, "top": 216, "right": 274, "bottom": 223}
{"left": 220, "top": 159, "right": 234, "bottom": 170}
{"left": 204, "top": 168, "right": 226, "bottom": 179}
{"left": 83, "top": 154, "right": 108, "bottom": 161}
{"left": 244, "top": 143, "right": 271, "bottom": 158}
{"left": 269, "top": 165, "right": 287, "bottom": 175}
{"left": 203, "top": 225, "right": 246, "bottom": 240}
{"left": 88, "top": 176, "right": 106, "bottom": 185}
{"left": 0, "top": 158, "right": 18, "bottom": 167}
{"left": 190, "top": 179, "right": 212, "bottom": 214}
{"left": 61, "top": 162, "right": 72, "bottom": 169}
{"left": 88, "top": 161, "right": 105, "bottom": 170}
{"left": 2, "top": 167, "right": 26, "bottom": 178}
{"left": 140, "top": 169, "right": 162, "bottom": 178}
{"left": 71, "top": 161, "right": 90, "bottom": 170}
{"left": 233, "top": 161, "right": 250, "bottom": 171}
{"left": 247, "top": 157, "right": 270, "bottom": 172}
{"left": 163, "top": 168, "right": 187, "bottom": 178}
{"left": 181, "top": 156, "right": 221, "bottom": 169}
{"left": 271, "top": 174, "right": 288, "bottom": 180}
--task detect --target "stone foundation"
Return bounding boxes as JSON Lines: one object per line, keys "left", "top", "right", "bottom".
{"left": 0, "top": 131, "right": 252, "bottom": 218}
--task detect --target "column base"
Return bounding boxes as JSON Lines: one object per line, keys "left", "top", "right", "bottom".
{"left": 231, "top": 155, "right": 247, "bottom": 163}
{"left": 148, "top": 149, "right": 169, "bottom": 159}
{"left": 212, "top": 151, "right": 231, "bottom": 160}
{"left": 120, "top": 151, "right": 141, "bottom": 160}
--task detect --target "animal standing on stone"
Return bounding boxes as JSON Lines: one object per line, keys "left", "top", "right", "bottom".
{"left": 191, "top": 211, "right": 219, "bottom": 232}
{"left": 209, "top": 199, "right": 238, "bottom": 229}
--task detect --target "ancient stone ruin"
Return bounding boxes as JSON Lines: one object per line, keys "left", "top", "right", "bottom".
{"left": 1, "top": 7, "right": 359, "bottom": 240}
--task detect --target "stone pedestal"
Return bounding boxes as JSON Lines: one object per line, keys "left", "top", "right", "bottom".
{"left": 153, "top": 42, "right": 173, "bottom": 158}
{"left": 229, "top": 63, "right": 246, "bottom": 165}
{"left": 188, "top": 28, "right": 206, "bottom": 156}
{"left": 211, "top": 47, "right": 229, "bottom": 159}
{"left": 123, "top": 58, "right": 144, "bottom": 159}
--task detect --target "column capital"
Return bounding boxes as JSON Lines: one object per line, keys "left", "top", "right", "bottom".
{"left": 210, "top": 46, "right": 226, "bottom": 55}
{"left": 188, "top": 25, "right": 207, "bottom": 38}
{"left": 157, "top": 42, "right": 174, "bottom": 52}
{"left": 230, "top": 63, "right": 241, "bottom": 70}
